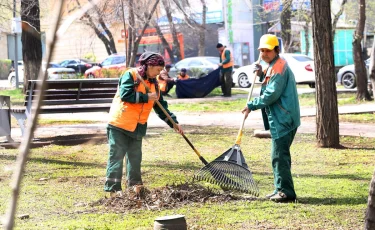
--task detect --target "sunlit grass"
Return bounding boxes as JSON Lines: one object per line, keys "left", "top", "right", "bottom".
{"left": 0, "top": 126, "right": 374, "bottom": 229}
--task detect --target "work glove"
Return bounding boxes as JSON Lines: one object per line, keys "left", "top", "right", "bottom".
{"left": 253, "top": 64, "right": 262, "bottom": 77}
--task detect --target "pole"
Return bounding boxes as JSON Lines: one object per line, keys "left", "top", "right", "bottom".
{"left": 13, "top": 0, "right": 19, "bottom": 89}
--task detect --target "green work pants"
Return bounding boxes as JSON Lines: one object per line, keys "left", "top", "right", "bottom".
{"left": 104, "top": 127, "right": 143, "bottom": 192}
{"left": 220, "top": 71, "right": 233, "bottom": 96}
{"left": 271, "top": 128, "right": 297, "bottom": 198}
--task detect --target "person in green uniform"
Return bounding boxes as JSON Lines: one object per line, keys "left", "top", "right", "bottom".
{"left": 105, "top": 52, "right": 183, "bottom": 197}
{"left": 242, "top": 34, "right": 300, "bottom": 202}
{"left": 216, "top": 43, "right": 234, "bottom": 97}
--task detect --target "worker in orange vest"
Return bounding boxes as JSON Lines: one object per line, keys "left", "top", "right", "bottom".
{"left": 157, "top": 64, "right": 175, "bottom": 97}
{"left": 177, "top": 68, "right": 190, "bottom": 80}
{"left": 105, "top": 52, "right": 184, "bottom": 197}
{"left": 216, "top": 43, "right": 234, "bottom": 97}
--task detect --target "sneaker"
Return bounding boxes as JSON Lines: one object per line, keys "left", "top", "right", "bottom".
{"left": 265, "top": 192, "right": 277, "bottom": 199}
{"left": 269, "top": 192, "right": 296, "bottom": 203}
{"left": 110, "top": 190, "right": 123, "bottom": 198}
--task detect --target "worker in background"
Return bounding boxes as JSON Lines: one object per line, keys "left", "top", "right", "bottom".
{"left": 216, "top": 43, "right": 234, "bottom": 97}
{"left": 177, "top": 68, "right": 190, "bottom": 80}
{"left": 242, "top": 34, "right": 300, "bottom": 203}
{"left": 157, "top": 64, "right": 175, "bottom": 97}
{"left": 105, "top": 52, "right": 184, "bottom": 198}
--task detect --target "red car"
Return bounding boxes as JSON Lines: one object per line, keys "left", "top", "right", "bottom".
{"left": 84, "top": 54, "right": 127, "bottom": 78}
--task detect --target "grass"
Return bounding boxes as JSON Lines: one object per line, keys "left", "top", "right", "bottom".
{"left": 1, "top": 126, "right": 374, "bottom": 229}
{"left": 0, "top": 88, "right": 24, "bottom": 106}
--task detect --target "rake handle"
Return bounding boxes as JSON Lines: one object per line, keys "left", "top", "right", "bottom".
{"left": 135, "top": 72, "right": 208, "bottom": 165}
{"left": 235, "top": 55, "right": 261, "bottom": 145}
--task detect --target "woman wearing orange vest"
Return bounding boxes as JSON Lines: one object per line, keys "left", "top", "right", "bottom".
{"left": 216, "top": 43, "right": 234, "bottom": 97}
{"left": 105, "top": 52, "right": 183, "bottom": 197}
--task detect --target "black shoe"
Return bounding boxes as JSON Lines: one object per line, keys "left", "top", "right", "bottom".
{"left": 164, "top": 93, "right": 172, "bottom": 97}
{"left": 269, "top": 192, "right": 296, "bottom": 203}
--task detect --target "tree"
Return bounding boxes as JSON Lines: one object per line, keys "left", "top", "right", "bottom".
{"left": 311, "top": 0, "right": 340, "bottom": 148}
{"left": 75, "top": 0, "right": 117, "bottom": 55}
{"left": 332, "top": 0, "right": 348, "bottom": 39}
{"left": 162, "top": 0, "right": 182, "bottom": 62}
{"left": 21, "top": 0, "right": 43, "bottom": 89}
{"left": 198, "top": 0, "right": 206, "bottom": 56}
{"left": 280, "top": 0, "right": 292, "bottom": 52}
{"left": 352, "top": 0, "right": 371, "bottom": 101}
{"left": 365, "top": 167, "right": 375, "bottom": 229}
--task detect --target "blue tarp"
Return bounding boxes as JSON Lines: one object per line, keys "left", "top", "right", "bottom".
{"left": 175, "top": 69, "right": 221, "bottom": 98}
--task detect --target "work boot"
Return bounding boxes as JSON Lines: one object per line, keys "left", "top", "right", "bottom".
{"left": 265, "top": 192, "right": 277, "bottom": 199}
{"left": 269, "top": 192, "right": 296, "bottom": 203}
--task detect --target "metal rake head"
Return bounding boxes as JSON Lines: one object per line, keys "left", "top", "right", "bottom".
{"left": 194, "top": 161, "right": 259, "bottom": 197}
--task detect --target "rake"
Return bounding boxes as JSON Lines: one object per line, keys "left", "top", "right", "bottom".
{"left": 135, "top": 72, "right": 242, "bottom": 191}
{"left": 194, "top": 57, "right": 262, "bottom": 196}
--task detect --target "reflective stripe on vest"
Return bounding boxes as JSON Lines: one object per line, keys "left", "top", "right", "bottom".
{"left": 108, "top": 68, "right": 159, "bottom": 132}
{"left": 221, "top": 48, "right": 234, "bottom": 69}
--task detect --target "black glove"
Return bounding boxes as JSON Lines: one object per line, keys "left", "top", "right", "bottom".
{"left": 253, "top": 64, "right": 262, "bottom": 77}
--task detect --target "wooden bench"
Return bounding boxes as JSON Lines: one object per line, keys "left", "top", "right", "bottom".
{"left": 11, "top": 78, "right": 119, "bottom": 136}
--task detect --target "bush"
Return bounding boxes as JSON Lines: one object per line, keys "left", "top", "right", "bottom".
{"left": 0, "top": 59, "right": 12, "bottom": 80}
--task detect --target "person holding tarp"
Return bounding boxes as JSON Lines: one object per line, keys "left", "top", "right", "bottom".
{"left": 157, "top": 64, "right": 175, "bottom": 97}
{"left": 242, "top": 34, "right": 300, "bottom": 202}
{"left": 216, "top": 43, "right": 234, "bottom": 97}
{"left": 104, "top": 52, "right": 184, "bottom": 198}
{"left": 177, "top": 68, "right": 190, "bottom": 80}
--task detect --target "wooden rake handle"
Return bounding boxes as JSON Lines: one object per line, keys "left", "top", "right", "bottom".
{"left": 235, "top": 55, "right": 262, "bottom": 145}
{"left": 135, "top": 72, "right": 209, "bottom": 165}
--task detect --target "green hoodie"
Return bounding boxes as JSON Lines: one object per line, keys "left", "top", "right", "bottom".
{"left": 247, "top": 55, "right": 300, "bottom": 139}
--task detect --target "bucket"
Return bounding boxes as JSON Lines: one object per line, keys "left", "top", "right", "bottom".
{"left": 153, "top": 214, "right": 187, "bottom": 230}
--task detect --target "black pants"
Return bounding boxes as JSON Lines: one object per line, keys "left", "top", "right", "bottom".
{"left": 220, "top": 71, "right": 232, "bottom": 96}
{"left": 162, "top": 81, "right": 175, "bottom": 95}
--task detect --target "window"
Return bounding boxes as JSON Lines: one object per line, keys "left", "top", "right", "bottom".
{"left": 291, "top": 55, "right": 313, "bottom": 62}
{"left": 189, "top": 60, "right": 203, "bottom": 66}
{"left": 101, "top": 57, "right": 113, "bottom": 66}
{"left": 206, "top": 57, "right": 220, "bottom": 65}
{"left": 111, "top": 56, "right": 126, "bottom": 65}
{"left": 68, "top": 60, "right": 77, "bottom": 65}
{"left": 175, "top": 59, "right": 190, "bottom": 68}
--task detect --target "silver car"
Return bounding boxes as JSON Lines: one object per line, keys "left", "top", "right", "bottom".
{"left": 336, "top": 59, "right": 370, "bottom": 89}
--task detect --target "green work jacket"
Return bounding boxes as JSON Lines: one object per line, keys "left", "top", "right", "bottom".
{"left": 247, "top": 55, "right": 301, "bottom": 139}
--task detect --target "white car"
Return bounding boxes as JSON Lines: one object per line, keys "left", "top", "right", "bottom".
{"left": 232, "top": 53, "right": 316, "bottom": 88}
{"left": 8, "top": 61, "right": 76, "bottom": 87}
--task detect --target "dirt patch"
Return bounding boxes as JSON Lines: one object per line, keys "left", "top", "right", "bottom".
{"left": 90, "top": 183, "right": 257, "bottom": 213}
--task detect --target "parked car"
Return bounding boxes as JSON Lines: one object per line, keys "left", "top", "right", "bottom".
{"left": 232, "top": 53, "right": 316, "bottom": 88}
{"left": 59, "top": 59, "right": 97, "bottom": 74}
{"left": 84, "top": 54, "right": 127, "bottom": 78}
{"left": 336, "top": 58, "right": 370, "bottom": 89}
{"left": 169, "top": 56, "right": 221, "bottom": 79}
{"left": 8, "top": 61, "right": 76, "bottom": 87}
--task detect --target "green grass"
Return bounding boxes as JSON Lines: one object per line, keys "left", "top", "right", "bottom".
{"left": 0, "top": 89, "right": 24, "bottom": 106}
{"left": 1, "top": 126, "right": 374, "bottom": 229}
{"left": 339, "top": 113, "right": 375, "bottom": 123}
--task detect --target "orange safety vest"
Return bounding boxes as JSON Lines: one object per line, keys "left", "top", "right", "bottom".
{"left": 221, "top": 48, "right": 234, "bottom": 69}
{"left": 108, "top": 68, "right": 159, "bottom": 132}
{"left": 156, "top": 75, "right": 167, "bottom": 92}
{"left": 177, "top": 74, "right": 190, "bottom": 80}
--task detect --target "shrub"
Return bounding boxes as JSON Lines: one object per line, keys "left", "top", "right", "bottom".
{"left": 0, "top": 59, "right": 12, "bottom": 80}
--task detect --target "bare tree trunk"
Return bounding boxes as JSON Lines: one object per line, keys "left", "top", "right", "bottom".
{"left": 75, "top": 0, "right": 117, "bottom": 55}
{"left": 332, "top": 0, "right": 347, "bottom": 39}
{"left": 369, "top": 36, "right": 375, "bottom": 98}
{"left": 280, "top": 0, "right": 292, "bottom": 53}
{"left": 21, "top": 0, "right": 42, "bottom": 90}
{"left": 152, "top": 20, "right": 174, "bottom": 60}
{"left": 303, "top": 13, "right": 311, "bottom": 55}
{"left": 129, "top": 0, "right": 160, "bottom": 66}
{"left": 311, "top": 0, "right": 340, "bottom": 148}
{"left": 365, "top": 167, "right": 375, "bottom": 229}
{"left": 198, "top": 0, "right": 206, "bottom": 56}
{"left": 162, "top": 0, "right": 182, "bottom": 62}
{"left": 120, "top": 0, "right": 127, "bottom": 62}
{"left": 353, "top": 0, "right": 371, "bottom": 101}
{"left": 126, "top": 0, "right": 135, "bottom": 67}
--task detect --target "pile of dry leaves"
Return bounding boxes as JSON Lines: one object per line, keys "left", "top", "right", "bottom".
{"left": 90, "top": 183, "right": 256, "bottom": 213}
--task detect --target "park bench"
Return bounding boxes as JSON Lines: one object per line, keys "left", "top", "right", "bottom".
{"left": 10, "top": 78, "right": 119, "bottom": 136}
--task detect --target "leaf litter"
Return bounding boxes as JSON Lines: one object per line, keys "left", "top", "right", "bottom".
{"left": 90, "top": 182, "right": 257, "bottom": 213}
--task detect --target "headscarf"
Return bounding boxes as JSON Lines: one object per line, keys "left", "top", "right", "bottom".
{"left": 137, "top": 52, "right": 165, "bottom": 79}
